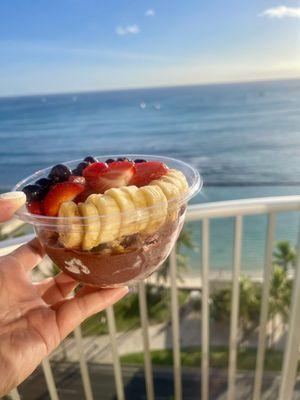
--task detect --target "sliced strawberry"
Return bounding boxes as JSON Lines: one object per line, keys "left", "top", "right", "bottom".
{"left": 43, "top": 182, "right": 85, "bottom": 216}
{"left": 68, "top": 175, "right": 86, "bottom": 185}
{"left": 130, "top": 161, "right": 168, "bottom": 187}
{"left": 27, "top": 200, "right": 43, "bottom": 215}
{"left": 83, "top": 161, "right": 134, "bottom": 193}
{"left": 83, "top": 162, "right": 108, "bottom": 179}
{"left": 74, "top": 187, "right": 95, "bottom": 203}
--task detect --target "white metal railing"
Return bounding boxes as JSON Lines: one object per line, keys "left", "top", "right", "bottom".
{"left": 2, "top": 195, "right": 300, "bottom": 400}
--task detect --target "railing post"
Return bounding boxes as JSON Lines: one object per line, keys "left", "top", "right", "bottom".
{"left": 41, "top": 357, "right": 59, "bottom": 400}
{"left": 278, "top": 224, "right": 300, "bottom": 400}
{"left": 227, "top": 215, "right": 243, "bottom": 400}
{"left": 170, "top": 246, "right": 182, "bottom": 400}
{"left": 106, "top": 306, "right": 125, "bottom": 400}
{"left": 138, "top": 281, "right": 155, "bottom": 400}
{"left": 252, "top": 212, "right": 276, "bottom": 400}
{"left": 201, "top": 218, "right": 210, "bottom": 400}
{"left": 74, "top": 326, "right": 94, "bottom": 400}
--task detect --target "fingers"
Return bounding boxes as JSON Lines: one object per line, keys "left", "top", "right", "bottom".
{"left": 35, "top": 272, "right": 79, "bottom": 305}
{"left": 0, "top": 191, "right": 26, "bottom": 223}
{"left": 53, "top": 286, "right": 128, "bottom": 339}
{"left": 10, "top": 238, "right": 45, "bottom": 271}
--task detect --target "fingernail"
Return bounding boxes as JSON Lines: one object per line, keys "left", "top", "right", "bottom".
{"left": 0, "top": 191, "right": 26, "bottom": 204}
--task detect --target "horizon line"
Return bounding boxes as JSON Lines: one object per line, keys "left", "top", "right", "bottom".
{"left": 1, "top": 75, "right": 300, "bottom": 100}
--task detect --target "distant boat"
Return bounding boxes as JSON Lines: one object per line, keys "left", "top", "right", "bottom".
{"left": 140, "top": 102, "right": 146, "bottom": 109}
{"left": 154, "top": 103, "right": 161, "bottom": 110}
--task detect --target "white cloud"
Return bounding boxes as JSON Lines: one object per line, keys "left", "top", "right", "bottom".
{"left": 115, "top": 24, "right": 140, "bottom": 36}
{"left": 145, "top": 9, "right": 155, "bottom": 17}
{"left": 261, "top": 5, "right": 300, "bottom": 18}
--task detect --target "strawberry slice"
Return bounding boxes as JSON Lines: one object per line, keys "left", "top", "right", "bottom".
{"left": 74, "top": 187, "right": 95, "bottom": 203}
{"left": 130, "top": 161, "right": 168, "bottom": 187}
{"left": 68, "top": 175, "right": 86, "bottom": 185}
{"left": 83, "top": 161, "right": 134, "bottom": 193}
{"left": 43, "top": 182, "right": 85, "bottom": 216}
{"left": 27, "top": 200, "right": 43, "bottom": 215}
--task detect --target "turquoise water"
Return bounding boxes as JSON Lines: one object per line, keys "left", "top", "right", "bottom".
{"left": 1, "top": 79, "right": 300, "bottom": 271}
{"left": 186, "top": 186, "right": 300, "bottom": 272}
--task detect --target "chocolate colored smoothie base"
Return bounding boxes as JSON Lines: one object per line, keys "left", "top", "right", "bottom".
{"left": 44, "top": 212, "right": 185, "bottom": 288}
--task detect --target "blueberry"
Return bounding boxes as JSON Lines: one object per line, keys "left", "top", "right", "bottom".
{"left": 22, "top": 184, "right": 44, "bottom": 201}
{"left": 134, "top": 159, "right": 147, "bottom": 163}
{"left": 72, "top": 161, "right": 89, "bottom": 176}
{"left": 105, "top": 158, "right": 115, "bottom": 164}
{"left": 84, "top": 156, "right": 98, "bottom": 164}
{"left": 117, "top": 157, "right": 131, "bottom": 162}
{"left": 48, "top": 164, "right": 71, "bottom": 183}
{"left": 35, "top": 178, "right": 52, "bottom": 190}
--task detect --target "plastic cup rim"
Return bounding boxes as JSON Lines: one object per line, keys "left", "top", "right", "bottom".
{"left": 12, "top": 154, "right": 202, "bottom": 227}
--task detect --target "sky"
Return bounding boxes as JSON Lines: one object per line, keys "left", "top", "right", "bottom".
{"left": 0, "top": 0, "right": 300, "bottom": 96}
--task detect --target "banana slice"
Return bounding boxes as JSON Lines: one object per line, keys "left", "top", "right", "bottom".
{"left": 78, "top": 202, "right": 101, "bottom": 250}
{"left": 58, "top": 201, "right": 83, "bottom": 249}
{"left": 150, "top": 179, "right": 181, "bottom": 200}
{"left": 150, "top": 179, "right": 181, "bottom": 220}
{"left": 87, "top": 193, "right": 121, "bottom": 244}
{"left": 105, "top": 188, "right": 138, "bottom": 237}
{"left": 166, "top": 169, "right": 189, "bottom": 191}
{"left": 120, "top": 186, "right": 149, "bottom": 231}
{"left": 139, "top": 185, "right": 167, "bottom": 234}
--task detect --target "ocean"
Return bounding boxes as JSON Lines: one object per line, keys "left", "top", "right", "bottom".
{"left": 1, "top": 79, "right": 300, "bottom": 273}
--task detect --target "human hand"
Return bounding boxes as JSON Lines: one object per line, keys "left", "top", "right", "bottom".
{"left": 0, "top": 192, "right": 128, "bottom": 396}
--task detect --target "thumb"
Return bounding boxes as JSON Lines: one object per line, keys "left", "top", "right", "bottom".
{"left": 0, "top": 191, "right": 26, "bottom": 223}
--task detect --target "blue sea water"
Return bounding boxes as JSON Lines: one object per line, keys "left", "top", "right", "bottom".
{"left": 1, "top": 79, "right": 300, "bottom": 272}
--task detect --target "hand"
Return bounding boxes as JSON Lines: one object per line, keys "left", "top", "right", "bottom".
{"left": 0, "top": 192, "right": 128, "bottom": 396}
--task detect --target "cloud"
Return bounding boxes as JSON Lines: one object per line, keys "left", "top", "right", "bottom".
{"left": 115, "top": 24, "right": 140, "bottom": 36}
{"left": 261, "top": 5, "right": 300, "bottom": 18}
{"left": 145, "top": 9, "right": 155, "bottom": 17}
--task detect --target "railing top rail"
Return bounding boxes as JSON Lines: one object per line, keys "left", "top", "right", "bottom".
{"left": 186, "top": 195, "right": 300, "bottom": 220}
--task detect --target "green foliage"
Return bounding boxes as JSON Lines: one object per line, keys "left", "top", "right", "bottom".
{"left": 210, "top": 277, "right": 260, "bottom": 331}
{"left": 269, "top": 265, "right": 292, "bottom": 322}
{"left": 121, "top": 346, "right": 288, "bottom": 371}
{"left": 238, "top": 277, "right": 261, "bottom": 329}
{"left": 210, "top": 286, "right": 231, "bottom": 322}
{"left": 273, "top": 241, "right": 296, "bottom": 271}
{"left": 156, "top": 226, "right": 197, "bottom": 284}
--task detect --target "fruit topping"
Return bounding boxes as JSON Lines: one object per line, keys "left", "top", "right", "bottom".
{"left": 105, "top": 158, "right": 115, "bottom": 164}
{"left": 130, "top": 161, "right": 168, "bottom": 187}
{"left": 27, "top": 200, "right": 43, "bottom": 215}
{"left": 43, "top": 182, "right": 85, "bottom": 216}
{"left": 72, "top": 162, "right": 89, "bottom": 176}
{"left": 22, "top": 184, "right": 45, "bottom": 202}
{"left": 83, "top": 161, "right": 134, "bottom": 193}
{"left": 117, "top": 157, "right": 131, "bottom": 162}
{"left": 35, "top": 178, "right": 52, "bottom": 191}
{"left": 84, "top": 156, "right": 98, "bottom": 164}
{"left": 68, "top": 175, "right": 86, "bottom": 185}
{"left": 74, "top": 187, "right": 95, "bottom": 203}
{"left": 48, "top": 164, "right": 71, "bottom": 183}
{"left": 134, "top": 159, "right": 147, "bottom": 163}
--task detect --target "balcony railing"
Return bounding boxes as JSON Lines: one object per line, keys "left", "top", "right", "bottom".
{"left": 2, "top": 195, "right": 300, "bottom": 400}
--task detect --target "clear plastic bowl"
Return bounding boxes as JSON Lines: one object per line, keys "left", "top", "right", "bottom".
{"left": 13, "top": 155, "right": 202, "bottom": 287}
